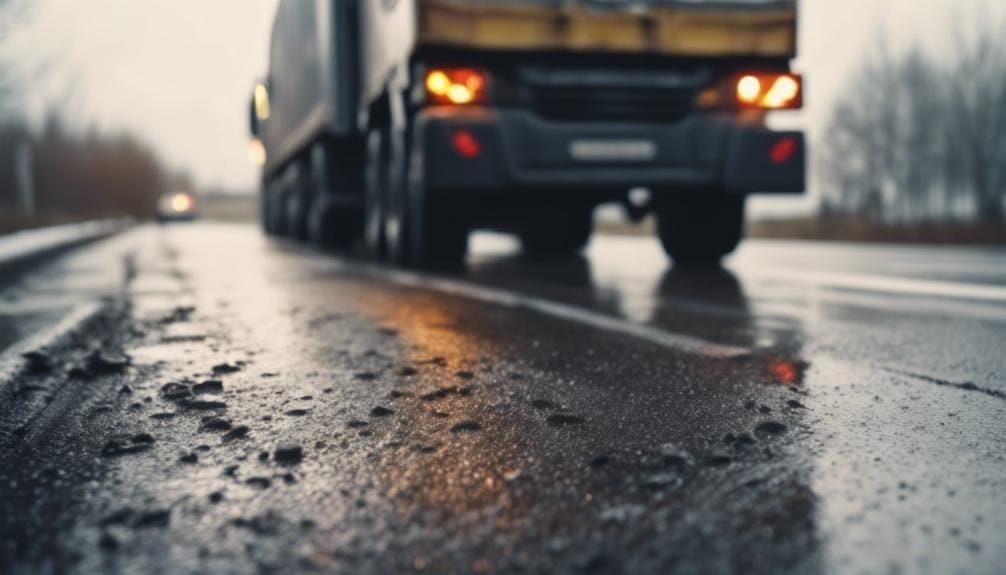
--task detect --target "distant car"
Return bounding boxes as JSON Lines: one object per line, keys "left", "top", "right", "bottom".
{"left": 157, "top": 191, "right": 198, "bottom": 222}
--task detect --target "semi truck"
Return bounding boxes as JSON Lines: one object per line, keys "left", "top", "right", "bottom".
{"left": 249, "top": 0, "right": 805, "bottom": 267}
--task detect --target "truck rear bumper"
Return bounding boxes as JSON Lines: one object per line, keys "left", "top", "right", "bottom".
{"left": 415, "top": 107, "right": 804, "bottom": 194}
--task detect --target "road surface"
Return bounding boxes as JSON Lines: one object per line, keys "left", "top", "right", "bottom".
{"left": 1, "top": 223, "right": 1004, "bottom": 574}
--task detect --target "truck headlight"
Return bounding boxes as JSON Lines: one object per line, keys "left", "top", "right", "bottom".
{"left": 425, "top": 68, "right": 489, "bottom": 105}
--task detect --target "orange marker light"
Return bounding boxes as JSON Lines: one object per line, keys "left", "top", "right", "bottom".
{"left": 762, "top": 76, "right": 801, "bottom": 109}
{"left": 735, "top": 73, "right": 802, "bottom": 109}
{"left": 737, "top": 75, "right": 762, "bottom": 104}
{"left": 425, "top": 68, "right": 488, "bottom": 105}
{"left": 425, "top": 70, "right": 451, "bottom": 97}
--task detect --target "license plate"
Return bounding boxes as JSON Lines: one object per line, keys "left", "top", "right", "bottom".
{"left": 569, "top": 140, "right": 657, "bottom": 162}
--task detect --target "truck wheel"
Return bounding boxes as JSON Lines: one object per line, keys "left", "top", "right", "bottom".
{"left": 655, "top": 192, "right": 745, "bottom": 267}
{"left": 519, "top": 205, "right": 594, "bottom": 259}
{"left": 269, "top": 183, "right": 288, "bottom": 236}
{"left": 384, "top": 123, "right": 414, "bottom": 265}
{"left": 408, "top": 192, "right": 468, "bottom": 268}
{"left": 285, "top": 176, "right": 309, "bottom": 241}
{"left": 309, "top": 201, "right": 359, "bottom": 249}
{"left": 363, "top": 128, "right": 388, "bottom": 259}
{"left": 260, "top": 187, "right": 274, "bottom": 235}
{"left": 304, "top": 143, "right": 357, "bottom": 249}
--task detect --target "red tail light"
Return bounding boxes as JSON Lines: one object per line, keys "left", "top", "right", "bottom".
{"left": 770, "top": 137, "right": 798, "bottom": 164}
{"left": 451, "top": 129, "right": 482, "bottom": 158}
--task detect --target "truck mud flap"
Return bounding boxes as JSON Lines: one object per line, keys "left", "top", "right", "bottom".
{"left": 724, "top": 129, "right": 805, "bottom": 194}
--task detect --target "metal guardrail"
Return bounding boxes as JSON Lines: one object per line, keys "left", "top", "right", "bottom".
{"left": 0, "top": 219, "right": 133, "bottom": 282}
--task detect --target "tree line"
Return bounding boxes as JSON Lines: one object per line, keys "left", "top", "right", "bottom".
{"left": 0, "top": 117, "right": 179, "bottom": 221}
{"left": 0, "top": 0, "right": 183, "bottom": 226}
{"left": 819, "top": 23, "right": 1006, "bottom": 224}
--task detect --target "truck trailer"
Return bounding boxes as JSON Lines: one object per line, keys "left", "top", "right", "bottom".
{"left": 249, "top": 0, "right": 805, "bottom": 267}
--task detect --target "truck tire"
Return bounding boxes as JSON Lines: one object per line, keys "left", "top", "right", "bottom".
{"left": 260, "top": 187, "right": 274, "bottom": 235}
{"left": 306, "top": 143, "right": 360, "bottom": 250}
{"left": 519, "top": 205, "right": 594, "bottom": 259}
{"left": 285, "top": 171, "right": 310, "bottom": 241}
{"left": 408, "top": 192, "right": 468, "bottom": 268}
{"left": 363, "top": 128, "right": 387, "bottom": 259}
{"left": 309, "top": 200, "right": 359, "bottom": 250}
{"left": 655, "top": 192, "right": 745, "bottom": 267}
{"left": 383, "top": 122, "right": 414, "bottom": 265}
{"left": 268, "top": 182, "right": 288, "bottom": 236}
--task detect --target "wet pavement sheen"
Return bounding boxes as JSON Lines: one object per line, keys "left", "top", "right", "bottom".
{"left": 0, "top": 223, "right": 1003, "bottom": 574}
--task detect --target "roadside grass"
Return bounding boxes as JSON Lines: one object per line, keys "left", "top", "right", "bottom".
{"left": 597, "top": 215, "right": 1006, "bottom": 246}
{"left": 745, "top": 217, "right": 1006, "bottom": 246}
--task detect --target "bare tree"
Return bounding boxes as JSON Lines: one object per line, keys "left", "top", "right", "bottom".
{"left": 949, "top": 19, "right": 1006, "bottom": 223}
{"left": 820, "top": 21, "right": 1006, "bottom": 225}
{"left": 0, "top": 0, "right": 28, "bottom": 121}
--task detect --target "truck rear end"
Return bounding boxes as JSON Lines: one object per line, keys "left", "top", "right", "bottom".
{"left": 252, "top": 0, "right": 805, "bottom": 267}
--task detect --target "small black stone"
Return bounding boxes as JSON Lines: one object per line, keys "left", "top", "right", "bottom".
{"left": 211, "top": 363, "right": 241, "bottom": 375}
{"left": 133, "top": 509, "right": 171, "bottom": 528}
{"left": 450, "top": 420, "right": 482, "bottom": 433}
{"left": 246, "top": 477, "right": 272, "bottom": 489}
{"left": 88, "top": 351, "right": 131, "bottom": 374}
{"left": 222, "top": 426, "right": 250, "bottom": 442}
{"left": 274, "top": 445, "right": 304, "bottom": 465}
{"left": 370, "top": 406, "right": 395, "bottom": 417}
{"left": 531, "top": 399, "right": 558, "bottom": 411}
{"left": 131, "top": 433, "right": 155, "bottom": 445}
{"left": 754, "top": 420, "right": 789, "bottom": 437}
{"left": 200, "top": 417, "right": 232, "bottom": 432}
{"left": 160, "top": 382, "right": 192, "bottom": 401}
{"left": 193, "top": 380, "right": 224, "bottom": 394}
{"left": 180, "top": 399, "right": 227, "bottom": 411}
{"left": 22, "top": 351, "right": 54, "bottom": 374}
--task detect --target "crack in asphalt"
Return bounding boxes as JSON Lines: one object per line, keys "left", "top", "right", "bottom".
{"left": 887, "top": 368, "right": 1006, "bottom": 400}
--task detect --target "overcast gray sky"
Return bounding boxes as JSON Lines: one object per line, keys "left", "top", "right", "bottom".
{"left": 5, "top": 0, "right": 1004, "bottom": 206}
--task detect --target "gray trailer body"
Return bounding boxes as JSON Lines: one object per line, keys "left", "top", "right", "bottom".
{"left": 260, "top": 0, "right": 360, "bottom": 177}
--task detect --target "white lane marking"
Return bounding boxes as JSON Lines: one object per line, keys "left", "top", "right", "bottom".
{"left": 338, "top": 262, "right": 752, "bottom": 359}
{"left": 743, "top": 269, "right": 1006, "bottom": 303}
{"left": 0, "top": 301, "right": 104, "bottom": 387}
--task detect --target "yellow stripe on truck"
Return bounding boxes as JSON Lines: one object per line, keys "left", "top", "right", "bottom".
{"left": 418, "top": 0, "right": 797, "bottom": 58}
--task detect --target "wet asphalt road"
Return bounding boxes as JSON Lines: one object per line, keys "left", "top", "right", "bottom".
{"left": 0, "top": 223, "right": 1004, "bottom": 574}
